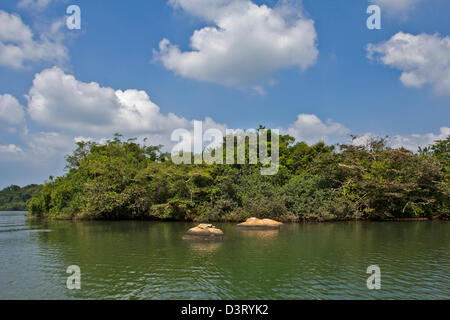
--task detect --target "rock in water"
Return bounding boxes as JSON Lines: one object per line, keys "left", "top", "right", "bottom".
{"left": 237, "top": 217, "right": 283, "bottom": 229}
{"left": 183, "top": 224, "right": 224, "bottom": 240}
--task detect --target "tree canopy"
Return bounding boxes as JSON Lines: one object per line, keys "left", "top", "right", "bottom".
{"left": 27, "top": 133, "right": 449, "bottom": 221}
{"left": 0, "top": 184, "right": 43, "bottom": 211}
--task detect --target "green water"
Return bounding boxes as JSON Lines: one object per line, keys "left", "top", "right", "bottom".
{"left": 0, "top": 211, "right": 449, "bottom": 299}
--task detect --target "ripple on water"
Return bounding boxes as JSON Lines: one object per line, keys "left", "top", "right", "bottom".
{"left": 1, "top": 213, "right": 449, "bottom": 300}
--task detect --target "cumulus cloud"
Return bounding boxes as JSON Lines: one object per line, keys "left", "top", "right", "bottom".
{"left": 27, "top": 67, "right": 190, "bottom": 135}
{"left": 0, "top": 10, "right": 67, "bottom": 69}
{"left": 0, "top": 93, "right": 25, "bottom": 126}
{"left": 367, "top": 32, "right": 450, "bottom": 95}
{"left": 286, "top": 114, "right": 351, "bottom": 145}
{"left": 155, "top": 0, "right": 318, "bottom": 87}
{"left": 369, "top": 0, "right": 422, "bottom": 15}
{"left": 26, "top": 67, "right": 227, "bottom": 150}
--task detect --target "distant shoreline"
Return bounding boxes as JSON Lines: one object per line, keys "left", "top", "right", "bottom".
{"left": 20, "top": 213, "right": 449, "bottom": 223}
{"left": 3, "top": 210, "right": 447, "bottom": 222}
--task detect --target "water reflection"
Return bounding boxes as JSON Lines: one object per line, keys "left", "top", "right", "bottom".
{"left": 185, "top": 240, "right": 223, "bottom": 253}
{"left": 1, "top": 212, "right": 449, "bottom": 300}
{"left": 237, "top": 228, "right": 279, "bottom": 239}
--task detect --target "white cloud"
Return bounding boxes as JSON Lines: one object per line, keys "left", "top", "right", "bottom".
{"left": 27, "top": 67, "right": 191, "bottom": 135}
{"left": 18, "top": 0, "right": 53, "bottom": 11}
{"left": 369, "top": 0, "right": 422, "bottom": 15}
{"left": 26, "top": 67, "right": 227, "bottom": 150}
{"left": 155, "top": 0, "right": 318, "bottom": 87}
{"left": 352, "top": 127, "right": 450, "bottom": 152}
{"left": 0, "top": 144, "right": 24, "bottom": 162}
{"left": 367, "top": 32, "right": 450, "bottom": 95}
{"left": 286, "top": 114, "right": 350, "bottom": 145}
{"left": 390, "top": 127, "right": 450, "bottom": 151}
{"left": 6, "top": 64, "right": 230, "bottom": 168}
{"left": 0, "top": 93, "right": 25, "bottom": 126}
{"left": 0, "top": 10, "right": 67, "bottom": 69}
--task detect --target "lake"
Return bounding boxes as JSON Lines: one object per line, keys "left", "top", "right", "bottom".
{"left": 0, "top": 211, "right": 448, "bottom": 299}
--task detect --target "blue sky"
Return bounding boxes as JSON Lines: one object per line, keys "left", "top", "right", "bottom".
{"left": 0, "top": 0, "right": 449, "bottom": 188}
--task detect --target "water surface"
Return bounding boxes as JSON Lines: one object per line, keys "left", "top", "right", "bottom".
{"left": 0, "top": 211, "right": 449, "bottom": 299}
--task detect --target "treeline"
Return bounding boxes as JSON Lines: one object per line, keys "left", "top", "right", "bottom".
{"left": 27, "top": 132, "right": 449, "bottom": 221}
{"left": 0, "top": 184, "right": 43, "bottom": 211}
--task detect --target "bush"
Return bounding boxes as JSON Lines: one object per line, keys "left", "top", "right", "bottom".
{"left": 281, "top": 175, "right": 350, "bottom": 220}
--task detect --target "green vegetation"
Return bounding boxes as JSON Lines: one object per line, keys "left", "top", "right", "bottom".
{"left": 0, "top": 184, "right": 43, "bottom": 211}
{"left": 27, "top": 132, "right": 449, "bottom": 221}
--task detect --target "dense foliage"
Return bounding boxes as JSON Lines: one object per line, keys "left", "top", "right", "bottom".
{"left": 27, "top": 133, "right": 449, "bottom": 221}
{"left": 0, "top": 184, "right": 43, "bottom": 211}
